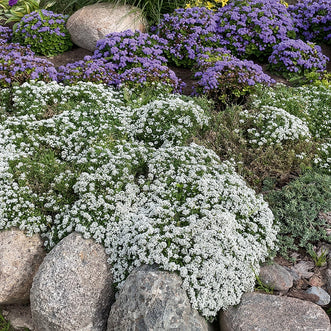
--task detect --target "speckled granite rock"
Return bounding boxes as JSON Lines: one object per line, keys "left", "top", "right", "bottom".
{"left": 30, "top": 232, "right": 114, "bottom": 331}
{"left": 0, "top": 228, "right": 46, "bottom": 305}
{"left": 66, "top": 3, "right": 147, "bottom": 51}
{"left": 259, "top": 263, "right": 293, "bottom": 291}
{"left": 219, "top": 292, "right": 330, "bottom": 331}
{"left": 107, "top": 265, "right": 209, "bottom": 331}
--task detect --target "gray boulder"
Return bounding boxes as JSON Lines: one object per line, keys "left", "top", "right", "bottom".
{"left": 0, "top": 228, "right": 46, "bottom": 304}
{"left": 107, "top": 265, "right": 209, "bottom": 331}
{"left": 306, "top": 286, "right": 331, "bottom": 306}
{"left": 30, "top": 232, "right": 114, "bottom": 331}
{"left": 66, "top": 3, "right": 147, "bottom": 52}
{"left": 219, "top": 292, "right": 330, "bottom": 331}
{"left": 258, "top": 263, "right": 293, "bottom": 291}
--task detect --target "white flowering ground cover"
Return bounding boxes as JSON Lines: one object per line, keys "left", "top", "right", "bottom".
{"left": 0, "top": 80, "right": 282, "bottom": 319}
{"left": 250, "top": 84, "right": 331, "bottom": 172}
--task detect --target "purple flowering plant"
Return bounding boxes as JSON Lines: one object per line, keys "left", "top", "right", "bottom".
{"left": 194, "top": 56, "right": 275, "bottom": 110}
{"left": 288, "top": 0, "right": 331, "bottom": 45}
{"left": 215, "top": 0, "right": 296, "bottom": 60}
{"left": 57, "top": 56, "right": 121, "bottom": 86}
{"left": 0, "top": 42, "right": 57, "bottom": 87}
{"left": 268, "top": 39, "right": 329, "bottom": 84}
{"left": 0, "top": 25, "right": 12, "bottom": 43}
{"left": 12, "top": 9, "right": 72, "bottom": 56}
{"left": 8, "top": 0, "right": 18, "bottom": 6}
{"left": 93, "top": 30, "right": 168, "bottom": 72}
{"left": 153, "top": 7, "right": 223, "bottom": 67}
{"left": 118, "top": 60, "right": 185, "bottom": 94}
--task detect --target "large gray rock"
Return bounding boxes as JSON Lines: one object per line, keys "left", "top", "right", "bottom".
{"left": 107, "top": 265, "right": 209, "bottom": 331}
{"left": 219, "top": 292, "right": 330, "bottom": 331}
{"left": 30, "top": 232, "right": 114, "bottom": 331}
{"left": 66, "top": 3, "right": 147, "bottom": 52}
{"left": 0, "top": 228, "right": 46, "bottom": 304}
{"left": 258, "top": 263, "right": 293, "bottom": 291}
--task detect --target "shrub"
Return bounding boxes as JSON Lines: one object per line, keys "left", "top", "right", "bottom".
{"left": 240, "top": 105, "right": 311, "bottom": 147}
{"left": 0, "top": 80, "right": 277, "bottom": 320}
{"left": 265, "top": 171, "right": 331, "bottom": 259}
{"left": 118, "top": 61, "right": 185, "bottom": 94}
{"left": 127, "top": 96, "right": 209, "bottom": 147}
{"left": 0, "top": 43, "right": 57, "bottom": 87}
{"left": 154, "top": 7, "right": 222, "bottom": 67}
{"left": 249, "top": 84, "right": 331, "bottom": 140}
{"left": 57, "top": 56, "right": 120, "bottom": 86}
{"left": 268, "top": 39, "right": 329, "bottom": 83}
{"left": 93, "top": 30, "right": 168, "bottom": 71}
{"left": 0, "top": 25, "right": 12, "bottom": 42}
{"left": 215, "top": 0, "right": 296, "bottom": 60}
{"left": 193, "top": 58, "right": 274, "bottom": 109}
{"left": 12, "top": 9, "right": 72, "bottom": 56}
{"left": 199, "top": 104, "right": 316, "bottom": 190}
{"left": 288, "top": 0, "right": 331, "bottom": 44}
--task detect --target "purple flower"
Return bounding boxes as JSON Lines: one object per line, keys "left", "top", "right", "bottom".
{"left": 8, "top": 0, "right": 18, "bottom": 7}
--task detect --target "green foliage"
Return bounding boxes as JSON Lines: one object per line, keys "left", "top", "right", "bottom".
{"left": 49, "top": 0, "right": 187, "bottom": 26}
{"left": 12, "top": 10, "right": 72, "bottom": 56}
{"left": 0, "top": 0, "right": 55, "bottom": 24}
{"left": 253, "top": 270, "right": 274, "bottom": 294}
{"left": 199, "top": 104, "right": 316, "bottom": 191}
{"left": 308, "top": 246, "right": 328, "bottom": 267}
{"left": 265, "top": 171, "right": 331, "bottom": 259}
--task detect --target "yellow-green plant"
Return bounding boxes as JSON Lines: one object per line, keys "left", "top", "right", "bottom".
{"left": 0, "top": 0, "right": 55, "bottom": 24}
{"left": 186, "top": 0, "right": 228, "bottom": 11}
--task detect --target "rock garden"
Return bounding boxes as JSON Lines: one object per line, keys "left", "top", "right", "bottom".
{"left": 0, "top": 0, "right": 330, "bottom": 330}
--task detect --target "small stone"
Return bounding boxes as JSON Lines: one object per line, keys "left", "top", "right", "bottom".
{"left": 326, "top": 269, "right": 331, "bottom": 295}
{"left": 66, "top": 3, "right": 147, "bottom": 52}
{"left": 107, "top": 265, "right": 209, "bottom": 331}
{"left": 291, "top": 260, "right": 315, "bottom": 279}
{"left": 1, "top": 304, "right": 34, "bottom": 331}
{"left": 0, "top": 228, "right": 46, "bottom": 304}
{"left": 283, "top": 266, "right": 301, "bottom": 281}
{"left": 219, "top": 292, "right": 330, "bottom": 331}
{"left": 306, "top": 286, "right": 330, "bottom": 306}
{"left": 30, "top": 232, "right": 114, "bottom": 331}
{"left": 258, "top": 263, "right": 293, "bottom": 291}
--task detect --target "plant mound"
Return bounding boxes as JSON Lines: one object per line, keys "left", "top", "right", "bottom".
{"left": 93, "top": 30, "right": 168, "bottom": 71}
{"left": 193, "top": 57, "right": 274, "bottom": 109}
{"left": 154, "top": 7, "right": 222, "bottom": 67}
{"left": 288, "top": 0, "right": 331, "bottom": 44}
{"left": 0, "top": 81, "right": 277, "bottom": 319}
{"left": 215, "top": 0, "right": 296, "bottom": 60}
{"left": 265, "top": 171, "right": 331, "bottom": 259}
{"left": 268, "top": 39, "right": 329, "bottom": 82}
{"left": 12, "top": 9, "right": 72, "bottom": 56}
{"left": 0, "top": 42, "right": 57, "bottom": 87}
{"left": 0, "top": 26, "right": 12, "bottom": 43}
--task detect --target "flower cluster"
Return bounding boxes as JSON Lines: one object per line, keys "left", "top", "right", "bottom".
{"left": 193, "top": 57, "right": 274, "bottom": 109}
{"left": 57, "top": 57, "right": 120, "bottom": 86}
{"left": 0, "top": 26, "right": 12, "bottom": 43}
{"left": 154, "top": 7, "right": 222, "bottom": 67}
{"left": 215, "top": 0, "right": 296, "bottom": 60}
{"left": 12, "top": 9, "right": 72, "bottom": 56}
{"left": 268, "top": 39, "right": 329, "bottom": 80}
{"left": 240, "top": 105, "right": 311, "bottom": 147}
{"left": 127, "top": 96, "right": 209, "bottom": 147}
{"left": 118, "top": 61, "right": 185, "bottom": 94}
{"left": 0, "top": 42, "right": 57, "bottom": 87}
{"left": 93, "top": 30, "right": 168, "bottom": 71}
{"left": 186, "top": 0, "right": 229, "bottom": 11}
{"left": 288, "top": 0, "right": 331, "bottom": 44}
{"left": 0, "top": 80, "right": 277, "bottom": 319}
